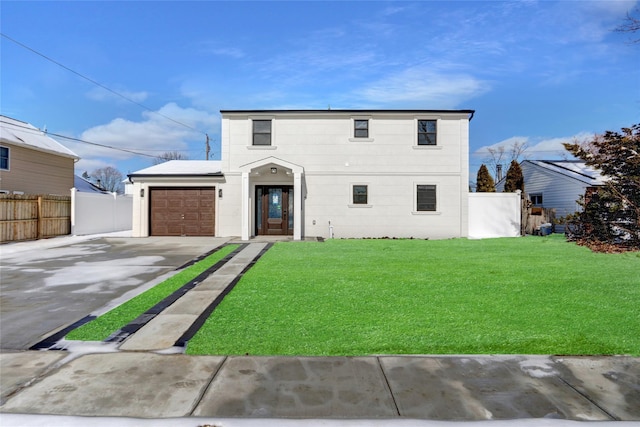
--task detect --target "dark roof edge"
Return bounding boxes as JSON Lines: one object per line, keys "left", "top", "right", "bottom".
{"left": 128, "top": 173, "right": 224, "bottom": 178}
{"left": 220, "top": 109, "right": 475, "bottom": 114}
{"left": 522, "top": 160, "right": 601, "bottom": 184}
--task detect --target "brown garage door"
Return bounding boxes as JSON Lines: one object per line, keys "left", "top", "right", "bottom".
{"left": 150, "top": 187, "right": 215, "bottom": 236}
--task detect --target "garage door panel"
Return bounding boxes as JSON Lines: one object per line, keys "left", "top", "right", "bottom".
{"left": 150, "top": 187, "right": 215, "bottom": 236}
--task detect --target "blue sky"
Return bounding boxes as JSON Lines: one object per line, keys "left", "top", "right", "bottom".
{"left": 1, "top": 1, "right": 639, "bottom": 180}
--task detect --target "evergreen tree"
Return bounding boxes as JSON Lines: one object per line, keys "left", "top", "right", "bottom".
{"left": 563, "top": 124, "right": 639, "bottom": 251}
{"left": 504, "top": 160, "right": 524, "bottom": 192}
{"left": 476, "top": 164, "right": 496, "bottom": 192}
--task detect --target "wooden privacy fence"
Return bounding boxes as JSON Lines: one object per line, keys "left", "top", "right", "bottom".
{"left": 0, "top": 194, "right": 71, "bottom": 243}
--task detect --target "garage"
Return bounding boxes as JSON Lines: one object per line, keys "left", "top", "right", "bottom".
{"left": 149, "top": 187, "right": 215, "bottom": 236}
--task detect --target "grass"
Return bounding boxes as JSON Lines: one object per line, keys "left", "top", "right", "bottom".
{"left": 186, "top": 235, "right": 640, "bottom": 356}
{"left": 66, "top": 244, "right": 239, "bottom": 341}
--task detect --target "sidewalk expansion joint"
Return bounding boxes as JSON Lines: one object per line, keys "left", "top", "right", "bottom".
{"left": 188, "top": 356, "right": 228, "bottom": 416}
{"left": 556, "top": 375, "right": 618, "bottom": 420}
{"left": 174, "top": 242, "right": 274, "bottom": 348}
{"left": 377, "top": 356, "right": 401, "bottom": 416}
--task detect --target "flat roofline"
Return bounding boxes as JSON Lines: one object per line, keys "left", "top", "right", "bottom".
{"left": 220, "top": 109, "right": 475, "bottom": 114}
{"left": 128, "top": 172, "right": 224, "bottom": 178}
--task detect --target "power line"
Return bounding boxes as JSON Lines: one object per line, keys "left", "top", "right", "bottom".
{"left": 1, "top": 32, "right": 206, "bottom": 135}
{"left": 0, "top": 120, "right": 161, "bottom": 159}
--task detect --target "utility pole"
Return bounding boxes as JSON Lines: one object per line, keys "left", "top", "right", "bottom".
{"left": 205, "top": 134, "right": 210, "bottom": 160}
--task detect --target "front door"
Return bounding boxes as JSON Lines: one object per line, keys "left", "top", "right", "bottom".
{"left": 256, "top": 186, "right": 293, "bottom": 235}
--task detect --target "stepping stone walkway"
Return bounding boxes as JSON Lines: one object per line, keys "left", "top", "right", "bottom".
{"left": 119, "top": 243, "right": 269, "bottom": 351}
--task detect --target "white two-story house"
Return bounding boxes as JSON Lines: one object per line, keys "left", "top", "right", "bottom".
{"left": 129, "top": 109, "right": 474, "bottom": 240}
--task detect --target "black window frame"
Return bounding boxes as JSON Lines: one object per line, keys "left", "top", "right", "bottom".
{"left": 417, "top": 184, "right": 437, "bottom": 211}
{"left": 417, "top": 120, "right": 437, "bottom": 146}
{"left": 530, "top": 193, "right": 543, "bottom": 206}
{"left": 352, "top": 184, "right": 368, "bottom": 205}
{"left": 0, "top": 146, "right": 8, "bottom": 170}
{"left": 252, "top": 119, "right": 272, "bottom": 146}
{"left": 354, "top": 119, "right": 369, "bottom": 138}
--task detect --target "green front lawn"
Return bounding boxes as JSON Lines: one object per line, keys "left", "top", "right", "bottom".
{"left": 186, "top": 236, "right": 640, "bottom": 356}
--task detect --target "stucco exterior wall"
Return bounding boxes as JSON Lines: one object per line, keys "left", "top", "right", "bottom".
{"left": 219, "top": 111, "right": 471, "bottom": 239}
{"left": 0, "top": 143, "right": 75, "bottom": 196}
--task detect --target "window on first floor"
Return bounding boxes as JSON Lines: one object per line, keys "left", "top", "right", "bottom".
{"left": 417, "top": 120, "right": 437, "bottom": 145}
{"left": 0, "top": 146, "right": 8, "bottom": 170}
{"left": 417, "top": 184, "right": 437, "bottom": 211}
{"left": 530, "top": 193, "right": 543, "bottom": 206}
{"left": 352, "top": 185, "right": 368, "bottom": 204}
{"left": 252, "top": 120, "right": 272, "bottom": 145}
{"left": 354, "top": 119, "right": 369, "bottom": 138}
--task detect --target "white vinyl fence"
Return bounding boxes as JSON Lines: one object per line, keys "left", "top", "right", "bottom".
{"left": 468, "top": 191, "right": 521, "bottom": 239}
{"left": 71, "top": 188, "right": 132, "bottom": 235}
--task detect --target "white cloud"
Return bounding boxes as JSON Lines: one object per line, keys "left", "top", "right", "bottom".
{"left": 74, "top": 103, "right": 217, "bottom": 161}
{"left": 74, "top": 157, "right": 113, "bottom": 175}
{"left": 474, "top": 132, "right": 596, "bottom": 160}
{"left": 358, "top": 66, "right": 489, "bottom": 108}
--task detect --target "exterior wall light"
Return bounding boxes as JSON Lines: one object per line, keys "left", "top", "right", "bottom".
{"left": 140, "top": 188, "right": 144, "bottom": 198}
{"left": 218, "top": 188, "right": 223, "bottom": 198}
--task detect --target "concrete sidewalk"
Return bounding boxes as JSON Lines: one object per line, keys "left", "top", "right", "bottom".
{"left": 1, "top": 242, "right": 639, "bottom": 424}
{"left": 1, "top": 352, "right": 638, "bottom": 422}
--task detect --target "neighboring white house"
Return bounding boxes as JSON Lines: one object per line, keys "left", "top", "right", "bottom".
{"left": 129, "top": 109, "right": 474, "bottom": 240}
{"left": 496, "top": 160, "right": 605, "bottom": 218}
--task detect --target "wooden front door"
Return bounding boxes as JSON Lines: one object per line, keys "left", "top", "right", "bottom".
{"left": 256, "top": 186, "right": 293, "bottom": 235}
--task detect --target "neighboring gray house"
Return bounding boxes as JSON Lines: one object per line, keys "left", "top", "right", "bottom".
{"left": 497, "top": 160, "right": 605, "bottom": 218}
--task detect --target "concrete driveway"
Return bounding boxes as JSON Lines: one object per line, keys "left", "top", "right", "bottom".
{"left": 0, "top": 233, "right": 229, "bottom": 350}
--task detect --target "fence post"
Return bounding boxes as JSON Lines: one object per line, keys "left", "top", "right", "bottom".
{"left": 70, "top": 188, "right": 77, "bottom": 236}
{"left": 37, "top": 196, "right": 43, "bottom": 239}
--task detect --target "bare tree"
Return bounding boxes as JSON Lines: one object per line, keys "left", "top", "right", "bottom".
{"left": 152, "top": 151, "right": 189, "bottom": 165}
{"left": 90, "top": 166, "right": 124, "bottom": 193}
{"left": 615, "top": 7, "right": 640, "bottom": 43}
{"left": 483, "top": 139, "right": 529, "bottom": 182}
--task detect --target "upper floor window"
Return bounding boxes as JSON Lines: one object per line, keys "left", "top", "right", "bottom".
{"left": 417, "top": 184, "right": 437, "bottom": 211}
{"left": 352, "top": 185, "right": 368, "bottom": 204}
{"left": 253, "top": 120, "right": 272, "bottom": 146}
{"left": 417, "top": 120, "right": 437, "bottom": 145}
{"left": 354, "top": 120, "right": 369, "bottom": 138}
{"left": 0, "top": 146, "right": 8, "bottom": 170}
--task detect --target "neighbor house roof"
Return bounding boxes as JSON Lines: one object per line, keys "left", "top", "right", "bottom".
{"left": 524, "top": 160, "right": 605, "bottom": 186}
{"left": 128, "top": 160, "right": 223, "bottom": 179}
{"left": 74, "top": 175, "right": 110, "bottom": 193}
{"left": 0, "top": 115, "right": 79, "bottom": 159}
